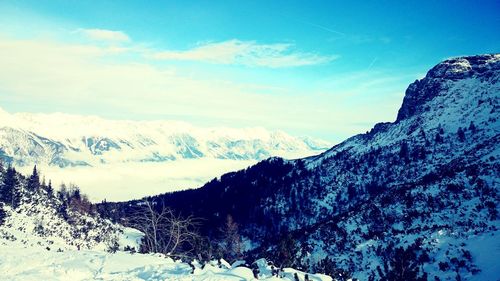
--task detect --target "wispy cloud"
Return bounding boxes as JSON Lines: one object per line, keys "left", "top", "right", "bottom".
{"left": 327, "top": 34, "right": 392, "bottom": 45}
{"left": 72, "top": 31, "right": 336, "bottom": 68}
{"left": 0, "top": 31, "right": 403, "bottom": 142}
{"left": 367, "top": 57, "right": 378, "bottom": 70}
{"left": 296, "top": 20, "right": 345, "bottom": 36}
{"left": 77, "top": 28, "right": 130, "bottom": 43}
{"left": 149, "top": 40, "right": 337, "bottom": 68}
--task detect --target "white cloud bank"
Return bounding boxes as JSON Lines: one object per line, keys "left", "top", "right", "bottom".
{"left": 150, "top": 39, "right": 337, "bottom": 67}
{"left": 74, "top": 30, "right": 335, "bottom": 68}
{"left": 18, "top": 159, "right": 257, "bottom": 202}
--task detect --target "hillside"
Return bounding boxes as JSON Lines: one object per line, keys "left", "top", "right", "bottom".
{"left": 0, "top": 163, "right": 330, "bottom": 281}
{"left": 0, "top": 165, "right": 130, "bottom": 251}
{"left": 101, "top": 54, "right": 500, "bottom": 280}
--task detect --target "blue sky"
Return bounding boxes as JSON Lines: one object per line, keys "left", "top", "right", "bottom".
{"left": 0, "top": 0, "right": 498, "bottom": 142}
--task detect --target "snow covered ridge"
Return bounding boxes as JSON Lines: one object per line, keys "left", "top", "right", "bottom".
{"left": 0, "top": 108, "right": 330, "bottom": 168}
{"left": 105, "top": 54, "right": 499, "bottom": 280}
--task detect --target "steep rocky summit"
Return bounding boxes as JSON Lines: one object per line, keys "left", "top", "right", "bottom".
{"left": 397, "top": 54, "right": 499, "bottom": 121}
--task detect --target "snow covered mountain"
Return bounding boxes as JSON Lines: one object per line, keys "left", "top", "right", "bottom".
{"left": 104, "top": 54, "right": 500, "bottom": 280}
{"left": 0, "top": 109, "right": 330, "bottom": 168}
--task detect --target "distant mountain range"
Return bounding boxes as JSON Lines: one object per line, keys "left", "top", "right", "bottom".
{"left": 0, "top": 109, "right": 330, "bottom": 168}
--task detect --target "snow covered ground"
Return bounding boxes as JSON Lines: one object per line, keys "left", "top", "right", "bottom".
{"left": 0, "top": 193, "right": 332, "bottom": 281}
{"left": 465, "top": 232, "right": 500, "bottom": 281}
{"left": 0, "top": 241, "right": 332, "bottom": 281}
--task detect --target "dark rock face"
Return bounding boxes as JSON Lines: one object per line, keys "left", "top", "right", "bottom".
{"left": 82, "top": 137, "right": 122, "bottom": 156}
{"left": 396, "top": 54, "right": 499, "bottom": 122}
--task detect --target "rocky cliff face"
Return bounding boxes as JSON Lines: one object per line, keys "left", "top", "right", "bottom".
{"left": 104, "top": 54, "right": 500, "bottom": 280}
{"left": 396, "top": 54, "right": 499, "bottom": 121}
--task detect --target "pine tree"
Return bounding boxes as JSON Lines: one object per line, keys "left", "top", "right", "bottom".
{"left": 438, "top": 126, "right": 444, "bottom": 135}
{"left": 457, "top": 127, "right": 465, "bottom": 142}
{"left": 27, "top": 165, "right": 40, "bottom": 191}
{"left": 347, "top": 184, "right": 357, "bottom": 201}
{"left": 69, "top": 184, "right": 81, "bottom": 200}
{"left": 435, "top": 133, "right": 443, "bottom": 143}
{"left": 0, "top": 173, "right": 6, "bottom": 204}
{"left": 399, "top": 141, "right": 409, "bottom": 162}
{"left": 468, "top": 121, "right": 476, "bottom": 132}
{"left": 0, "top": 160, "right": 5, "bottom": 174}
{"left": 0, "top": 202, "right": 6, "bottom": 226}
{"left": 1, "top": 166, "right": 20, "bottom": 208}
{"left": 46, "top": 180, "right": 54, "bottom": 197}
{"left": 58, "top": 183, "right": 68, "bottom": 202}
{"left": 419, "top": 129, "right": 429, "bottom": 146}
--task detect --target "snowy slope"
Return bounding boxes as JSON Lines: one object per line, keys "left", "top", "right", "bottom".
{"left": 0, "top": 183, "right": 127, "bottom": 252}
{"left": 116, "top": 54, "right": 500, "bottom": 280}
{"left": 273, "top": 54, "right": 500, "bottom": 280}
{"left": 0, "top": 242, "right": 333, "bottom": 281}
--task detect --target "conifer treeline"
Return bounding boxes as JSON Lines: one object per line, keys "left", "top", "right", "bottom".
{"left": 0, "top": 162, "right": 94, "bottom": 223}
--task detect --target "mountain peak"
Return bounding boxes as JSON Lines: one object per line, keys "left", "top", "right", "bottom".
{"left": 427, "top": 54, "right": 500, "bottom": 79}
{"left": 396, "top": 53, "right": 500, "bottom": 121}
